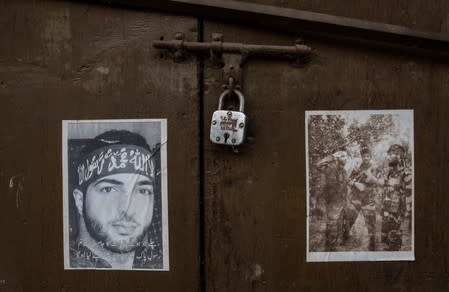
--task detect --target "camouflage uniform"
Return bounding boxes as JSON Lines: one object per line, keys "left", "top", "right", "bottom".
{"left": 381, "top": 164, "right": 412, "bottom": 251}
{"left": 317, "top": 160, "right": 348, "bottom": 251}
{"left": 344, "top": 161, "right": 377, "bottom": 250}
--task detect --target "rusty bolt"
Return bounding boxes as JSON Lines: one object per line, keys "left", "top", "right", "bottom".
{"left": 175, "top": 32, "right": 184, "bottom": 40}
{"left": 212, "top": 120, "right": 217, "bottom": 125}
{"left": 173, "top": 51, "right": 183, "bottom": 59}
{"left": 295, "top": 38, "right": 304, "bottom": 45}
{"left": 216, "top": 137, "right": 220, "bottom": 142}
{"left": 231, "top": 139, "right": 236, "bottom": 144}
{"left": 239, "top": 122, "right": 245, "bottom": 128}
{"left": 212, "top": 33, "right": 223, "bottom": 42}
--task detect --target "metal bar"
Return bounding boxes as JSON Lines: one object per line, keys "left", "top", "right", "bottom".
{"left": 91, "top": 0, "right": 449, "bottom": 61}
{"left": 153, "top": 40, "right": 312, "bottom": 57}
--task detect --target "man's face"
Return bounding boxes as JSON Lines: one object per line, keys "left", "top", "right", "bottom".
{"left": 387, "top": 150, "right": 402, "bottom": 165}
{"left": 83, "top": 173, "right": 154, "bottom": 253}
{"left": 333, "top": 151, "right": 348, "bottom": 165}
{"left": 361, "top": 153, "right": 371, "bottom": 164}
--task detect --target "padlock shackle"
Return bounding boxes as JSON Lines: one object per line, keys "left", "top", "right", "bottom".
{"left": 217, "top": 89, "right": 245, "bottom": 113}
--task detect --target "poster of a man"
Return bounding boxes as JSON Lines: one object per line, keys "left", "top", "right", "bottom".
{"left": 306, "top": 110, "right": 414, "bottom": 262}
{"left": 63, "top": 119, "right": 169, "bottom": 270}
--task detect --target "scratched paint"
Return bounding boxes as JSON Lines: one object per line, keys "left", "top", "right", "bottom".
{"left": 96, "top": 66, "right": 110, "bottom": 75}
{"left": 249, "top": 264, "right": 264, "bottom": 281}
{"left": 9, "top": 175, "right": 24, "bottom": 209}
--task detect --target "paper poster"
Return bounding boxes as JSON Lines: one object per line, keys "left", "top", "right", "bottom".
{"left": 62, "top": 119, "right": 169, "bottom": 270}
{"left": 306, "top": 110, "right": 414, "bottom": 261}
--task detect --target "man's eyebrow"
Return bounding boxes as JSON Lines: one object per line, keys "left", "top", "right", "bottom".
{"left": 94, "top": 179, "right": 124, "bottom": 186}
{"left": 137, "top": 180, "right": 153, "bottom": 186}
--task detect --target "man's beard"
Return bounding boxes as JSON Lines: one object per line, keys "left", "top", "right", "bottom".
{"left": 83, "top": 207, "right": 148, "bottom": 253}
{"left": 388, "top": 159, "right": 399, "bottom": 167}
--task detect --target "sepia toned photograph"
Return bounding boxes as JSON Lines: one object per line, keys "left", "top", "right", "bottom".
{"left": 62, "top": 119, "right": 169, "bottom": 270}
{"left": 306, "top": 110, "right": 414, "bottom": 262}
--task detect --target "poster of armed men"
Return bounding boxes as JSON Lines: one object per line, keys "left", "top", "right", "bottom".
{"left": 306, "top": 110, "right": 414, "bottom": 262}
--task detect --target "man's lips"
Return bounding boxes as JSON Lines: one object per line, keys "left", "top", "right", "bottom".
{"left": 111, "top": 222, "right": 139, "bottom": 234}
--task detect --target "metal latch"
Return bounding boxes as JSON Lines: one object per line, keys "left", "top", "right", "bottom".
{"left": 153, "top": 33, "right": 313, "bottom": 150}
{"left": 153, "top": 32, "right": 312, "bottom": 66}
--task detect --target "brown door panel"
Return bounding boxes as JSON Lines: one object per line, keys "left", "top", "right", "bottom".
{"left": 203, "top": 20, "right": 449, "bottom": 292}
{"left": 0, "top": 2, "right": 200, "bottom": 291}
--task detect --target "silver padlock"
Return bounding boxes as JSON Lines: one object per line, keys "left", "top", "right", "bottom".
{"left": 210, "top": 89, "right": 247, "bottom": 146}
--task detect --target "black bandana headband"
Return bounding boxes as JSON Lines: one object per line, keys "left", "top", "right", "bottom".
{"left": 77, "top": 144, "right": 155, "bottom": 188}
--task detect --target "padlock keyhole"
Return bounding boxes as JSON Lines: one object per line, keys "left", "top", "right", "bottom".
{"left": 224, "top": 133, "right": 230, "bottom": 143}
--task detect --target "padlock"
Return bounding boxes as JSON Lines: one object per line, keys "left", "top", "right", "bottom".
{"left": 210, "top": 89, "right": 247, "bottom": 146}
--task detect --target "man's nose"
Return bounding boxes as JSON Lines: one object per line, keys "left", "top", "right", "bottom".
{"left": 119, "top": 188, "right": 138, "bottom": 218}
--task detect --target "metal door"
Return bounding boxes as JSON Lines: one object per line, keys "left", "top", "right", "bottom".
{"left": 202, "top": 18, "right": 449, "bottom": 292}
{"left": 0, "top": 1, "right": 200, "bottom": 291}
{"left": 2, "top": 1, "right": 449, "bottom": 291}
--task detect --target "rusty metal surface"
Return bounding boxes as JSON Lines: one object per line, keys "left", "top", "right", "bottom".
{"left": 2, "top": 1, "right": 449, "bottom": 292}
{"left": 0, "top": 1, "right": 200, "bottom": 291}
{"left": 235, "top": 0, "right": 449, "bottom": 34}
{"left": 153, "top": 39, "right": 312, "bottom": 57}
{"left": 203, "top": 20, "right": 449, "bottom": 292}
{"left": 91, "top": 0, "right": 449, "bottom": 61}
